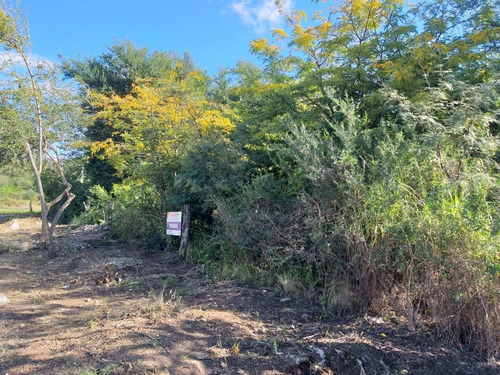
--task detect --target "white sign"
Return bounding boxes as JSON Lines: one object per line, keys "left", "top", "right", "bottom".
{"left": 166, "top": 211, "right": 182, "bottom": 236}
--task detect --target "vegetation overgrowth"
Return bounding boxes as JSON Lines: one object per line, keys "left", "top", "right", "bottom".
{"left": 0, "top": 166, "right": 38, "bottom": 208}
{"left": 1, "top": 0, "right": 499, "bottom": 360}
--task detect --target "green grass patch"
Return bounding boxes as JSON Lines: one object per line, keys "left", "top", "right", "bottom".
{"left": 0, "top": 208, "right": 40, "bottom": 215}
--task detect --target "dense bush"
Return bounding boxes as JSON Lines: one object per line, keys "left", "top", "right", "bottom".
{"left": 199, "top": 83, "right": 499, "bottom": 358}
{"left": 76, "top": 182, "right": 170, "bottom": 250}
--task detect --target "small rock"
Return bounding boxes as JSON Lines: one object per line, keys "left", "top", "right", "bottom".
{"left": 0, "top": 293, "right": 10, "bottom": 305}
{"left": 368, "top": 316, "right": 384, "bottom": 325}
{"left": 309, "top": 345, "right": 325, "bottom": 363}
{"left": 220, "top": 362, "right": 227, "bottom": 369}
{"left": 9, "top": 219, "right": 20, "bottom": 230}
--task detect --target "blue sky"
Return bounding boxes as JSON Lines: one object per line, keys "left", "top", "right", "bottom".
{"left": 17, "top": 0, "right": 316, "bottom": 76}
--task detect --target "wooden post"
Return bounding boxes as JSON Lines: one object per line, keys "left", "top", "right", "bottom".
{"left": 178, "top": 204, "right": 191, "bottom": 258}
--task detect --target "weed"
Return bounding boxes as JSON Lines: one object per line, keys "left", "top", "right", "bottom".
{"left": 281, "top": 326, "right": 290, "bottom": 337}
{"left": 121, "top": 277, "right": 146, "bottom": 288}
{"left": 268, "top": 338, "right": 279, "bottom": 355}
{"left": 31, "top": 291, "right": 47, "bottom": 303}
{"left": 101, "top": 363, "right": 120, "bottom": 375}
{"left": 217, "top": 334, "right": 222, "bottom": 348}
{"left": 75, "top": 366, "right": 97, "bottom": 375}
{"left": 324, "top": 327, "right": 332, "bottom": 338}
{"left": 88, "top": 318, "right": 101, "bottom": 331}
{"left": 232, "top": 341, "right": 241, "bottom": 355}
{"left": 162, "top": 276, "right": 179, "bottom": 287}
{"left": 139, "top": 286, "right": 181, "bottom": 321}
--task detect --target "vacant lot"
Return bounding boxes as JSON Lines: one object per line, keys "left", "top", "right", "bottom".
{"left": 0, "top": 215, "right": 497, "bottom": 374}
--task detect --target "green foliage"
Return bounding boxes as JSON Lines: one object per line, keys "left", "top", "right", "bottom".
{"left": 64, "top": 0, "right": 500, "bottom": 359}
{"left": 77, "top": 182, "right": 169, "bottom": 250}
{"left": 0, "top": 165, "right": 37, "bottom": 206}
{"left": 72, "top": 185, "right": 113, "bottom": 225}
{"left": 174, "top": 135, "right": 249, "bottom": 211}
{"left": 0, "top": 3, "right": 82, "bottom": 248}
{"left": 41, "top": 159, "right": 91, "bottom": 224}
{"left": 63, "top": 41, "right": 208, "bottom": 192}
{"left": 70, "top": 43, "right": 239, "bottom": 249}
{"left": 110, "top": 182, "right": 168, "bottom": 249}
{"left": 201, "top": 80, "right": 499, "bottom": 355}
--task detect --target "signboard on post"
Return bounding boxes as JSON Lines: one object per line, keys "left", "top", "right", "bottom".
{"left": 166, "top": 211, "right": 182, "bottom": 236}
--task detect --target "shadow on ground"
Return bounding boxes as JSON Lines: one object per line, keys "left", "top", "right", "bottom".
{"left": 0, "top": 221, "right": 498, "bottom": 375}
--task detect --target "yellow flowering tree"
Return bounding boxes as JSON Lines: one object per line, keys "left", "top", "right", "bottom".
{"left": 87, "top": 75, "right": 234, "bottom": 183}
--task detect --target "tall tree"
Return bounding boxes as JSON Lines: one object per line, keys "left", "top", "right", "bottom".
{"left": 87, "top": 75, "right": 234, "bottom": 192}
{"left": 62, "top": 42, "right": 203, "bottom": 191}
{"left": 0, "top": 3, "right": 80, "bottom": 249}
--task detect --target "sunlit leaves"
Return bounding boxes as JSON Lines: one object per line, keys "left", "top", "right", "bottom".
{"left": 338, "top": 0, "right": 404, "bottom": 39}
{"left": 250, "top": 38, "right": 279, "bottom": 56}
{"left": 272, "top": 28, "right": 288, "bottom": 39}
{"left": 0, "top": 7, "right": 27, "bottom": 50}
{"left": 87, "top": 78, "right": 234, "bottom": 179}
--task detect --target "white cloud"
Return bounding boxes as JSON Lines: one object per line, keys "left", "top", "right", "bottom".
{"left": 231, "top": 0, "right": 293, "bottom": 34}
{"left": 0, "top": 50, "right": 55, "bottom": 70}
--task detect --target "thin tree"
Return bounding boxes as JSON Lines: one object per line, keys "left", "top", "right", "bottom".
{"left": 0, "top": 3, "right": 77, "bottom": 249}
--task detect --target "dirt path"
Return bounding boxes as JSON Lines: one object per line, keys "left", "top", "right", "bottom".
{"left": 0, "top": 217, "right": 498, "bottom": 375}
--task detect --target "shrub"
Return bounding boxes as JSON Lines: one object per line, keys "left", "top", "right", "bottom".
{"left": 205, "top": 86, "right": 499, "bottom": 358}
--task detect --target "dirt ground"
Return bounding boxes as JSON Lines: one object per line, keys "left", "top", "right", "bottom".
{"left": 0, "top": 215, "right": 498, "bottom": 375}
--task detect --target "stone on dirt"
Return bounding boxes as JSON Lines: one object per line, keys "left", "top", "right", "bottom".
{"left": 0, "top": 292, "right": 10, "bottom": 305}
{"left": 9, "top": 219, "right": 20, "bottom": 230}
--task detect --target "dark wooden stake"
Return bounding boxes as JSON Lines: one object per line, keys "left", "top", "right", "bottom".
{"left": 178, "top": 204, "right": 191, "bottom": 258}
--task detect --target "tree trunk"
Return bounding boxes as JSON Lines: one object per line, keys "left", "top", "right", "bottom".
{"left": 40, "top": 202, "right": 51, "bottom": 249}
{"left": 26, "top": 142, "right": 51, "bottom": 249}
{"left": 178, "top": 204, "right": 191, "bottom": 258}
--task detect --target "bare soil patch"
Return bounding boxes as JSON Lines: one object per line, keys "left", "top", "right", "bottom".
{"left": 0, "top": 216, "right": 498, "bottom": 374}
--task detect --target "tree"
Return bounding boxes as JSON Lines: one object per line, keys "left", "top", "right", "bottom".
{"left": 62, "top": 42, "right": 202, "bottom": 191}
{"left": 87, "top": 76, "right": 234, "bottom": 189}
{"left": 246, "top": 0, "right": 499, "bottom": 120}
{"left": 77, "top": 67, "right": 235, "bottom": 246}
{"left": 0, "top": 3, "right": 80, "bottom": 249}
